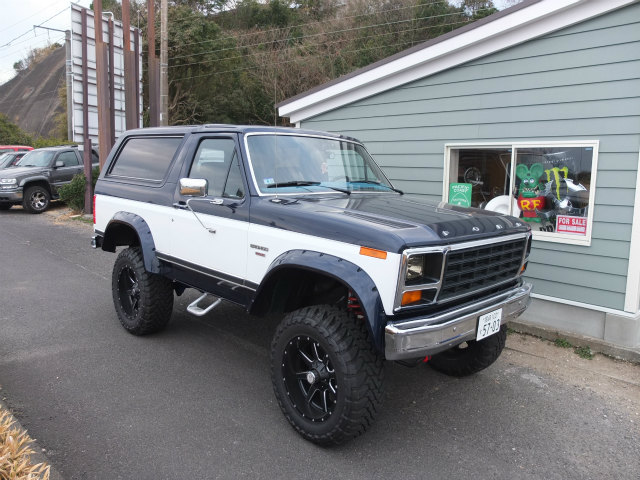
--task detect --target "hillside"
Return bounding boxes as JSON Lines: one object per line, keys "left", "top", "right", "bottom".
{"left": 0, "top": 46, "right": 65, "bottom": 139}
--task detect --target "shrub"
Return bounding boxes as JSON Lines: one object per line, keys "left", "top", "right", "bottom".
{"left": 58, "top": 166, "right": 100, "bottom": 212}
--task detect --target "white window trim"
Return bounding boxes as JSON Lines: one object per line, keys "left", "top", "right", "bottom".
{"left": 624, "top": 148, "right": 640, "bottom": 314}
{"left": 443, "top": 140, "right": 599, "bottom": 247}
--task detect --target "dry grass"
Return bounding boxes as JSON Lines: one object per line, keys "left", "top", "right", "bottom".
{"left": 0, "top": 409, "right": 50, "bottom": 480}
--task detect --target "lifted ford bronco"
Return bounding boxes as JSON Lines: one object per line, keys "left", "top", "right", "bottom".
{"left": 92, "top": 125, "right": 532, "bottom": 445}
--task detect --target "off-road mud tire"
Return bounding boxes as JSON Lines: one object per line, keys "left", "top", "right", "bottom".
{"left": 271, "top": 305, "right": 384, "bottom": 446}
{"left": 429, "top": 326, "right": 507, "bottom": 377}
{"left": 112, "top": 246, "right": 174, "bottom": 335}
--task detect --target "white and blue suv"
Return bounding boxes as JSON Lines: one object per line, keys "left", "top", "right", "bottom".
{"left": 92, "top": 125, "right": 532, "bottom": 445}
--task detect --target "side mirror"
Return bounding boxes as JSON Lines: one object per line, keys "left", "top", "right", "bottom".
{"left": 54, "top": 160, "right": 64, "bottom": 168}
{"left": 180, "top": 178, "right": 208, "bottom": 197}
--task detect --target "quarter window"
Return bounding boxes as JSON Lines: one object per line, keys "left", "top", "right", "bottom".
{"left": 109, "top": 137, "right": 183, "bottom": 181}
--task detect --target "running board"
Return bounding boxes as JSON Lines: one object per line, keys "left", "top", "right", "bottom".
{"left": 186, "top": 292, "right": 222, "bottom": 317}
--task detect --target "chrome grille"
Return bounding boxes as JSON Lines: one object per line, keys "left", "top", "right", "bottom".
{"left": 438, "top": 238, "right": 526, "bottom": 302}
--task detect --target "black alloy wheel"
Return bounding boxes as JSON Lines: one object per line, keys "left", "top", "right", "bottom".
{"left": 118, "top": 265, "right": 141, "bottom": 318}
{"left": 281, "top": 335, "right": 338, "bottom": 423}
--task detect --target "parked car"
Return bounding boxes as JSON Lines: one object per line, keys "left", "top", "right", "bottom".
{"left": 0, "top": 152, "right": 27, "bottom": 170}
{"left": 93, "top": 125, "right": 532, "bottom": 445}
{"left": 0, "top": 145, "right": 33, "bottom": 154}
{"left": 0, "top": 144, "right": 99, "bottom": 213}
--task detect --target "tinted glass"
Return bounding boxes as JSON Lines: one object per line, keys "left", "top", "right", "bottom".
{"left": 109, "top": 137, "right": 183, "bottom": 181}
{"left": 57, "top": 151, "right": 79, "bottom": 167}
{"left": 188, "top": 138, "right": 237, "bottom": 197}
{"left": 223, "top": 151, "right": 244, "bottom": 199}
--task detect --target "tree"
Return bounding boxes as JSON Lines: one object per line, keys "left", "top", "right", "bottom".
{"left": 0, "top": 114, "right": 34, "bottom": 145}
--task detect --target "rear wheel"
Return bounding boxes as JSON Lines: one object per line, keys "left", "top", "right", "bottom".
{"left": 112, "top": 247, "right": 174, "bottom": 335}
{"left": 271, "top": 305, "right": 384, "bottom": 446}
{"left": 23, "top": 185, "right": 50, "bottom": 213}
{"left": 428, "top": 326, "right": 507, "bottom": 377}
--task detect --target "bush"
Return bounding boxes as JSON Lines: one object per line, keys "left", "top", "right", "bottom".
{"left": 58, "top": 166, "right": 100, "bottom": 212}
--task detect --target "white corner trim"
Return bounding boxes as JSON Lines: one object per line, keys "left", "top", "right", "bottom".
{"left": 624, "top": 148, "right": 640, "bottom": 314}
{"left": 280, "top": 0, "right": 637, "bottom": 123}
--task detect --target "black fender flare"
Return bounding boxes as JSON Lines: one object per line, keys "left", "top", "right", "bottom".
{"left": 103, "top": 212, "right": 160, "bottom": 273}
{"left": 250, "top": 249, "right": 387, "bottom": 353}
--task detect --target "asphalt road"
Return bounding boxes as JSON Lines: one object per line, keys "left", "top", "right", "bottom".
{"left": 1, "top": 206, "right": 639, "bottom": 480}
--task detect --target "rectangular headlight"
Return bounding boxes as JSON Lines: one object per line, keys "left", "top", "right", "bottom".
{"left": 405, "top": 252, "right": 444, "bottom": 286}
{"left": 0, "top": 178, "right": 17, "bottom": 184}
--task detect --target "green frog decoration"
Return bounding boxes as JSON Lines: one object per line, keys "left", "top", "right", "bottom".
{"left": 516, "top": 163, "right": 546, "bottom": 223}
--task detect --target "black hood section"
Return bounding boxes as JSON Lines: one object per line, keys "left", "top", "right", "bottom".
{"left": 249, "top": 194, "right": 530, "bottom": 253}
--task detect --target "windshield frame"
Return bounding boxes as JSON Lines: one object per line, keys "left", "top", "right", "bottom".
{"left": 244, "top": 132, "right": 395, "bottom": 197}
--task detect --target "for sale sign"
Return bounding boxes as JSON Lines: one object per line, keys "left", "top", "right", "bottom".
{"left": 556, "top": 215, "right": 587, "bottom": 235}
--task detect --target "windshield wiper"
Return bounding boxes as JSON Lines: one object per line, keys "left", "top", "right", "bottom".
{"left": 349, "top": 179, "right": 404, "bottom": 195}
{"left": 267, "top": 181, "right": 321, "bottom": 188}
{"left": 266, "top": 180, "right": 352, "bottom": 195}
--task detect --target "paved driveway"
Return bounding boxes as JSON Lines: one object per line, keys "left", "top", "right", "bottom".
{"left": 1, "top": 207, "right": 639, "bottom": 479}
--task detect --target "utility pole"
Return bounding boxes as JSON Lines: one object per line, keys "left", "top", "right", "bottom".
{"left": 148, "top": 0, "right": 159, "bottom": 127}
{"left": 160, "top": 0, "right": 168, "bottom": 126}
{"left": 94, "top": 0, "right": 112, "bottom": 169}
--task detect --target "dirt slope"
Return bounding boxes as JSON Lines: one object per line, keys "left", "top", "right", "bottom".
{"left": 0, "top": 46, "right": 65, "bottom": 138}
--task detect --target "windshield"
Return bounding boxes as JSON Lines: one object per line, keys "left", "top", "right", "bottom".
{"left": 15, "top": 150, "right": 54, "bottom": 167}
{"left": 246, "top": 134, "right": 394, "bottom": 194}
{"left": 0, "top": 154, "right": 11, "bottom": 168}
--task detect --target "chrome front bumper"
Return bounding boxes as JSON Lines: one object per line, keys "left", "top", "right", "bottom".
{"left": 384, "top": 283, "right": 532, "bottom": 360}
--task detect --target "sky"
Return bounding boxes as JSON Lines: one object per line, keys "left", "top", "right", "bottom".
{"left": 0, "top": 0, "right": 514, "bottom": 86}
{"left": 0, "top": 0, "right": 92, "bottom": 85}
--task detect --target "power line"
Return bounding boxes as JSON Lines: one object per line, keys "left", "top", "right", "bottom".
{"left": 0, "top": 6, "right": 68, "bottom": 49}
{"left": 0, "top": 2, "right": 64, "bottom": 35}
{"left": 168, "top": 32, "right": 462, "bottom": 84}
{"left": 170, "top": 9, "right": 471, "bottom": 62}
{"left": 167, "top": 0, "right": 452, "bottom": 51}
{"left": 168, "top": 18, "right": 471, "bottom": 71}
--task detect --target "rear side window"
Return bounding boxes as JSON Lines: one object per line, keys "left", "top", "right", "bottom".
{"left": 108, "top": 136, "right": 183, "bottom": 181}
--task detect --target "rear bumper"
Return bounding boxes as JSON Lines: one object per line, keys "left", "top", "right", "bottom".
{"left": 384, "top": 283, "right": 532, "bottom": 360}
{"left": 91, "top": 234, "right": 103, "bottom": 249}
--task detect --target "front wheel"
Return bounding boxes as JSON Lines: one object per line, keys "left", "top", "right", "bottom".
{"left": 112, "top": 247, "right": 174, "bottom": 335}
{"left": 428, "top": 326, "right": 507, "bottom": 377}
{"left": 271, "top": 305, "right": 384, "bottom": 446}
{"left": 22, "top": 185, "right": 50, "bottom": 213}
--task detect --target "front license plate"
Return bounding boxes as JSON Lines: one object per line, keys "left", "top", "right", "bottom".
{"left": 476, "top": 308, "right": 503, "bottom": 341}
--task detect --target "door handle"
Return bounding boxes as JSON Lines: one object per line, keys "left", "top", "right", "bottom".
{"left": 173, "top": 202, "right": 189, "bottom": 210}
{"left": 209, "top": 198, "right": 223, "bottom": 205}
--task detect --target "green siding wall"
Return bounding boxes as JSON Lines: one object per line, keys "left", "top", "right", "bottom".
{"left": 301, "top": 3, "right": 640, "bottom": 310}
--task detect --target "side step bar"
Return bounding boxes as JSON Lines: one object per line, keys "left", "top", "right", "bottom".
{"left": 187, "top": 292, "right": 222, "bottom": 317}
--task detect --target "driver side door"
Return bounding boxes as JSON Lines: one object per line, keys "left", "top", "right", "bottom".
{"left": 169, "top": 135, "right": 251, "bottom": 301}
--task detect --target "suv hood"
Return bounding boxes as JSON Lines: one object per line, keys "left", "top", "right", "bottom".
{"left": 0, "top": 166, "right": 49, "bottom": 179}
{"left": 251, "top": 194, "right": 530, "bottom": 253}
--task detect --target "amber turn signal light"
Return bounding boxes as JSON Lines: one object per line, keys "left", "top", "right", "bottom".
{"left": 401, "top": 290, "right": 422, "bottom": 306}
{"left": 359, "top": 246, "right": 387, "bottom": 259}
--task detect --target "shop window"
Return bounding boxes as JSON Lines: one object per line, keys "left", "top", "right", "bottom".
{"left": 446, "top": 142, "right": 598, "bottom": 245}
